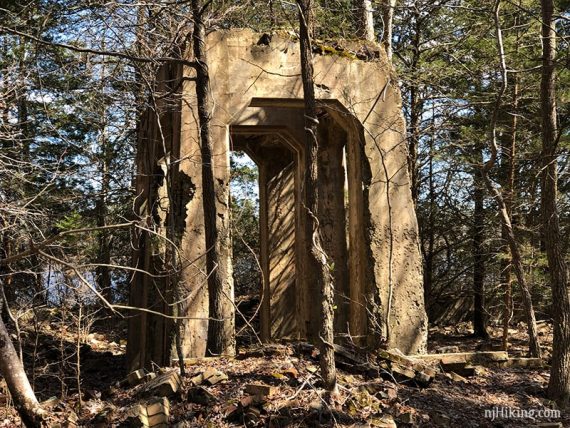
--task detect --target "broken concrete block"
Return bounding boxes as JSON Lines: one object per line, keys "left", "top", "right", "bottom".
{"left": 190, "top": 373, "right": 204, "bottom": 385}
{"left": 441, "top": 362, "right": 474, "bottom": 375}
{"left": 499, "top": 357, "right": 544, "bottom": 369}
{"left": 378, "top": 349, "right": 415, "bottom": 368}
{"left": 144, "top": 372, "right": 157, "bottom": 383}
{"left": 245, "top": 383, "right": 276, "bottom": 398}
{"left": 473, "top": 366, "right": 488, "bottom": 376}
{"left": 201, "top": 367, "right": 218, "bottom": 378}
{"left": 225, "top": 386, "right": 262, "bottom": 421}
{"left": 144, "top": 397, "right": 170, "bottom": 415}
{"left": 390, "top": 363, "right": 416, "bottom": 380}
{"left": 131, "top": 397, "right": 170, "bottom": 428}
{"left": 435, "top": 346, "right": 460, "bottom": 354}
{"left": 224, "top": 403, "right": 240, "bottom": 420}
{"left": 376, "top": 349, "right": 435, "bottom": 386}
{"left": 206, "top": 371, "right": 228, "bottom": 385}
{"left": 412, "top": 351, "right": 508, "bottom": 365}
{"left": 191, "top": 367, "right": 228, "bottom": 386}
{"left": 127, "top": 369, "right": 146, "bottom": 386}
{"left": 449, "top": 372, "right": 468, "bottom": 382}
{"left": 412, "top": 362, "right": 437, "bottom": 378}
{"left": 140, "top": 371, "right": 181, "bottom": 398}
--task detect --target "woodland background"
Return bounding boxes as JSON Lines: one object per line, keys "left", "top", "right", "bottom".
{"left": 0, "top": 0, "right": 569, "bottom": 426}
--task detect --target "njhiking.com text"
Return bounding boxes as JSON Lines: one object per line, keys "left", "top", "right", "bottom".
{"left": 484, "top": 406, "right": 561, "bottom": 421}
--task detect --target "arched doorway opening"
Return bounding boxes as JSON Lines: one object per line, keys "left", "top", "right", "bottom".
{"left": 229, "top": 100, "right": 361, "bottom": 344}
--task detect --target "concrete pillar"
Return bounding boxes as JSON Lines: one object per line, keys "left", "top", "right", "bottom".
{"left": 258, "top": 162, "right": 271, "bottom": 341}
{"left": 242, "top": 138, "right": 297, "bottom": 340}
{"left": 175, "top": 110, "right": 234, "bottom": 359}
{"left": 317, "top": 117, "right": 350, "bottom": 340}
{"left": 295, "top": 145, "right": 310, "bottom": 340}
{"left": 346, "top": 124, "right": 368, "bottom": 344}
{"left": 267, "top": 160, "right": 297, "bottom": 338}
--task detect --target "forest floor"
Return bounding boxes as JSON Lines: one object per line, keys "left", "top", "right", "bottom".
{"left": 0, "top": 318, "right": 567, "bottom": 427}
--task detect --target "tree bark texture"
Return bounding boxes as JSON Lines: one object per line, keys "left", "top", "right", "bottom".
{"left": 501, "top": 75, "right": 517, "bottom": 351}
{"left": 472, "top": 153, "right": 488, "bottom": 338}
{"left": 380, "top": 0, "right": 397, "bottom": 60}
{"left": 407, "top": 4, "right": 422, "bottom": 204}
{"left": 353, "top": 0, "right": 375, "bottom": 41}
{"left": 297, "top": 0, "right": 337, "bottom": 392}
{"left": 540, "top": 0, "right": 570, "bottom": 408}
{"left": 422, "top": 133, "right": 435, "bottom": 315}
{"left": 0, "top": 304, "right": 44, "bottom": 427}
{"left": 192, "top": 0, "right": 235, "bottom": 356}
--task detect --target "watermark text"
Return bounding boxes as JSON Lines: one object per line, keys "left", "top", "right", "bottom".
{"left": 484, "top": 406, "right": 560, "bottom": 421}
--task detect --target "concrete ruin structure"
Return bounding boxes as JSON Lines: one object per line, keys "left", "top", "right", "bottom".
{"left": 127, "top": 29, "right": 427, "bottom": 371}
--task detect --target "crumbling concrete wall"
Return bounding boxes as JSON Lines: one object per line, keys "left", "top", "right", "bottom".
{"left": 128, "top": 29, "right": 427, "bottom": 370}
{"left": 127, "top": 62, "right": 182, "bottom": 370}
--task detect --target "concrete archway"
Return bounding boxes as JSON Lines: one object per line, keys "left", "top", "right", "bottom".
{"left": 128, "top": 30, "right": 427, "bottom": 370}
{"left": 230, "top": 102, "right": 363, "bottom": 344}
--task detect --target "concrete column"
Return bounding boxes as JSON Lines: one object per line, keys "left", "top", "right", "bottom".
{"left": 267, "top": 161, "right": 297, "bottom": 338}
{"left": 258, "top": 163, "right": 271, "bottom": 341}
{"left": 244, "top": 139, "right": 297, "bottom": 340}
{"left": 295, "top": 146, "right": 310, "bottom": 340}
{"left": 175, "top": 103, "right": 234, "bottom": 359}
{"left": 128, "top": 64, "right": 182, "bottom": 370}
{"left": 346, "top": 124, "right": 368, "bottom": 344}
{"left": 317, "top": 117, "right": 350, "bottom": 340}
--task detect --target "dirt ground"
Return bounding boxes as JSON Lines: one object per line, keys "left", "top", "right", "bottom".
{"left": 0, "top": 321, "right": 567, "bottom": 427}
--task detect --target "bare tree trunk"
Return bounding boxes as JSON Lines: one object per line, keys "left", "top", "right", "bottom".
{"left": 482, "top": 0, "right": 541, "bottom": 358}
{"left": 501, "top": 74, "right": 517, "bottom": 351}
{"left": 407, "top": 2, "right": 431, "bottom": 312}
{"left": 353, "top": 0, "right": 375, "bottom": 41}
{"left": 541, "top": 0, "right": 570, "bottom": 408}
{"left": 473, "top": 152, "right": 488, "bottom": 338}
{"left": 380, "top": 0, "right": 397, "bottom": 60}
{"left": 0, "top": 290, "right": 45, "bottom": 427}
{"left": 407, "top": 3, "right": 422, "bottom": 204}
{"left": 192, "top": 0, "right": 235, "bottom": 356}
{"left": 423, "top": 130, "right": 435, "bottom": 312}
{"left": 483, "top": 175, "right": 541, "bottom": 357}
{"left": 408, "top": 89, "right": 421, "bottom": 204}
{"left": 297, "top": 0, "right": 336, "bottom": 392}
